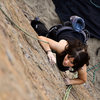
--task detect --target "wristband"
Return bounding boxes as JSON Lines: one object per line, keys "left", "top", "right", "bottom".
{"left": 46, "top": 50, "right": 52, "bottom": 54}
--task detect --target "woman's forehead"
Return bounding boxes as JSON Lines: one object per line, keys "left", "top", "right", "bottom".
{"left": 67, "top": 54, "right": 74, "bottom": 58}
{"left": 65, "top": 54, "right": 75, "bottom": 60}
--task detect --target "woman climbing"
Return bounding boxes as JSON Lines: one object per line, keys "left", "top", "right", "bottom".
{"left": 31, "top": 16, "right": 90, "bottom": 85}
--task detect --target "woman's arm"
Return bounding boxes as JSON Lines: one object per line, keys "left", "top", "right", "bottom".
{"left": 38, "top": 36, "right": 68, "bottom": 54}
{"left": 38, "top": 36, "right": 68, "bottom": 64}
{"left": 65, "top": 64, "right": 87, "bottom": 85}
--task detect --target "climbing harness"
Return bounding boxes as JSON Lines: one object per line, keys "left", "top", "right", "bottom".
{"left": 87, "top": 62, "right": 100, "bottom": 72}
{"left": 0, "top": 6, "right": 49, "bottom": 44}
{"left": 0, "top": 6, "right": 71, "bottom": 100}
{"left": 90, "top": 0, "right": 100, "bottom": 8}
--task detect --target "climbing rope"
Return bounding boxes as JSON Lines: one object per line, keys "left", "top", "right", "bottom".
{"left": 90, "top": 0, "right": 100, "bottom": 8}
{"left": 0, "top": 5, "right": 72, "bottom": 100}
{"left": 92, "top": 66, "right": 100, "bottom": 83}
{"left": 87, "top": 62, "right": 100, "bottom": 83}
{"left": 63, "top": 73, "right": 77, "bottom": 100}
{"left": 87, "top": 62, "right": 100, "bottom": 72}
{"left": 63, "top": 62, "right": 100, "bottom": 100}
{"left": 0, "top": 6, "right": 49, "bottom": 44}
{"left": 63, "top": 85, "right": 72, "bottom": 100}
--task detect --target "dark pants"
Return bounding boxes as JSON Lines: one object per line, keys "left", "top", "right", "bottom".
{"left": 31, "top": 20, "right": 61, "bottom": 41}
{"left": 31, "top": 20, "right": 49, "bottom": 36}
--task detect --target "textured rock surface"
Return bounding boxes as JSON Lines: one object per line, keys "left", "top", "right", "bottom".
{"left": 0, "top": 0, "right": 100, "bottom": 100}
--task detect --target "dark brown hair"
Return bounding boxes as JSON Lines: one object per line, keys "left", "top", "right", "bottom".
{"left": 62, "top": 39, "right": 90, "bottom": 72}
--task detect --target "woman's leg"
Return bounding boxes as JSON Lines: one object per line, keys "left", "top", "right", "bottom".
{"left": 31, "top": 19, "right": 49, "bottom": 36}
{"left": 48, "top": 24, "right": 62, "bottom": 41}
{"left": 31, "top": 18, "right": 59, "bottom": 41}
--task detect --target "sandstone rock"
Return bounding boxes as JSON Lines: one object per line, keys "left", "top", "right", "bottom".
{"left": 0, "top": 0, "right": 100, "bottom": 100}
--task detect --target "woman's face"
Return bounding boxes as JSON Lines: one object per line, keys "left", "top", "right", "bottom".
{"left": 63, "top": 54, "right": 74, "bottom": 67}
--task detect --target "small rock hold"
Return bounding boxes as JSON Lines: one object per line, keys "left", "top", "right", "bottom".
{"left": 25, "top": 53, "right": 30, "bottom": 59}
{"left": 6, "top": 49, "right": 14, "bottom": 65}
{"left": 19, "top": 43, "right": 23, "bottom": 49}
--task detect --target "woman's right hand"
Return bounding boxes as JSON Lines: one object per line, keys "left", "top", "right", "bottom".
{"left": 47, "top": 51, "right": 56, "bottom": 65}
{"left": 63, "top": 78, "right": 71, "bottom": 85}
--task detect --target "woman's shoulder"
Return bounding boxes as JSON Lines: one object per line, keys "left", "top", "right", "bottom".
{"left": 57, "top": 39, "right": 69, "bottom": 53}
{"left": 78, "top": 64, "right": 87, "bottom": 73}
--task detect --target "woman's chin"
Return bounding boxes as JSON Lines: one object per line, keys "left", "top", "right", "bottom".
{"left": 63, "top": 63, "right": 68, "bottom": 67}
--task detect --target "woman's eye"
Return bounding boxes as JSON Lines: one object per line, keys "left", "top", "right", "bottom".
{"left": 68, "top": 55, "right": 71, "bottom": 58}
{"left": 70, "top": 61, "right": 73, "bottom": 64}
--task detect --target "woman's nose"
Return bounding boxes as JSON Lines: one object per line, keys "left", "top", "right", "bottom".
{"left": 64, "top": 60, "right": 69, "bottom": 65}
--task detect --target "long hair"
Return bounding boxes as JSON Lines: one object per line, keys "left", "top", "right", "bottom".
{"left": 62, "top": 39, "right": 90, "bottom": 72}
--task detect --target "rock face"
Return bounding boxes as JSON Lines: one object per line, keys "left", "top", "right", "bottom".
{"left": 0, "top": 0, "right": 100, "bottom": 100}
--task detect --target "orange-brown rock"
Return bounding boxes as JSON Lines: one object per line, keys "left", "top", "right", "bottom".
{"left": 0, "top": 0, "right": 100, "bottom": 100}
